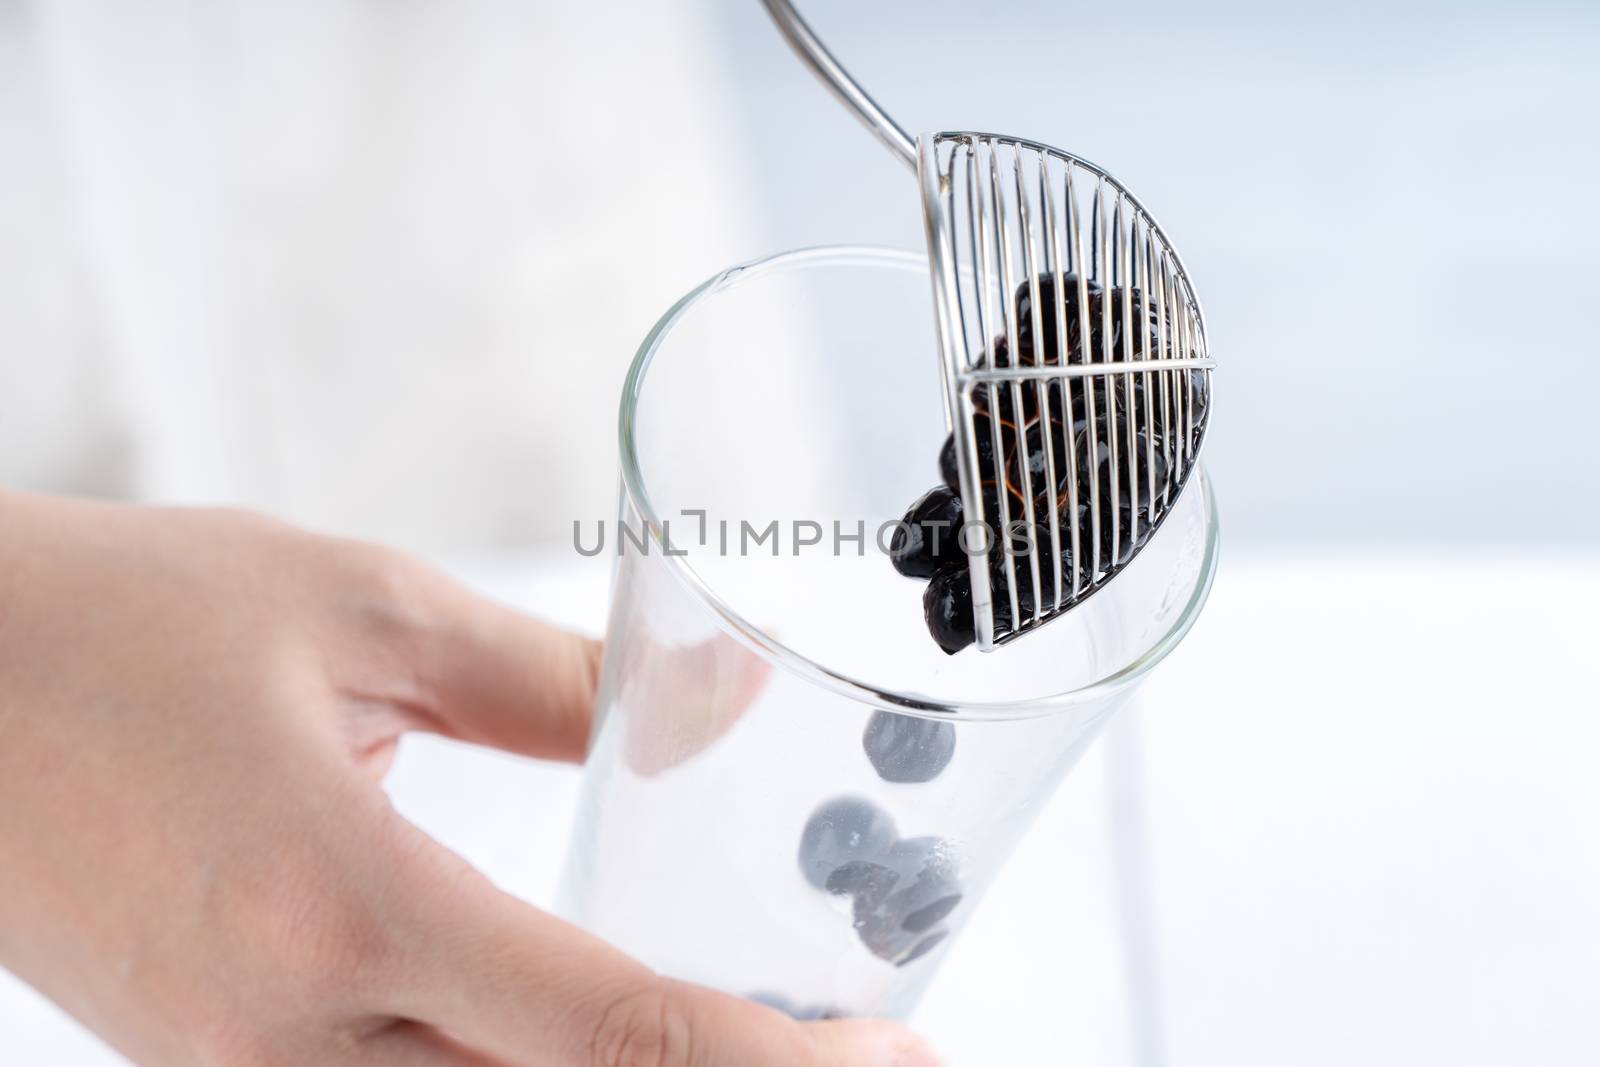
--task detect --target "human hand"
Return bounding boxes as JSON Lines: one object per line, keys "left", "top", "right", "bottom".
{"left": 0, "top": 491, "right": 939, "bottom": 1067}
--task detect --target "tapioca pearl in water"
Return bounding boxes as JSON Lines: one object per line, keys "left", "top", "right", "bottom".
{"left": 825, "top": 860, "right": 900, "bottom": 903}
{"left": 862, "top": 710, "right": 957, "bottom": 784}
{"left": 897, "top": 890, "right": 963, "bottom": 933}
{"left": 884, "top": 835, "right": 958, "bottom": 884}
{"left": 851, "top": 894, "right": 923, "bottom": 964}
{"left": 880, "top": 835, "right": 964, "bottom": 932}
{"left": 797, "top": 796, "right": 898, "bottom": 890}
{"left": 897, "top": 929, "right": 950, "bottom": 967}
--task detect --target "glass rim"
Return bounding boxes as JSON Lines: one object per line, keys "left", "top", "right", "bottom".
{"left": 619, "top": 244, "right": 1220, "bottom": 721}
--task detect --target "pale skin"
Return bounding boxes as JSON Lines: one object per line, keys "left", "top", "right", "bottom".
{"left": 0, "top": 490, "right": 940, "bottom": 1067}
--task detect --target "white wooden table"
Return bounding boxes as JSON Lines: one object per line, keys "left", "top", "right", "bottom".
{"left": 5, "top": 552, "right": 1597, "bottom": 1066}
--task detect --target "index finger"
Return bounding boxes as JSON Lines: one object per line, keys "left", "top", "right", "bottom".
{"left": 410, "top": 575, "right": 604, "bottom": 764}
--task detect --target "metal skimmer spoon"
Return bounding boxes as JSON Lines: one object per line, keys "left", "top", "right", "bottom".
{"left": 763, "top": 0, "right": 1216, "bottom": 651}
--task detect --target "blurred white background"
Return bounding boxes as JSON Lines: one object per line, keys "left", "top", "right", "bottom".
{"left": 2, "top": 0, "right": 1598, "bottom": 1064}
{"left": 716, "top": 0, "right": 1600, "bottom": 550}
{"left": 5, "top": 0, "right": 1597, "bottom": 551}
{"left": 0, "top": 0, "right": 768, "bottom": 548}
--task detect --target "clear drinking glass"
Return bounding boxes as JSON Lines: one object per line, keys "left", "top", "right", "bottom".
{"left": 558, "top": 246, "right": 1218, "bottom": 1021}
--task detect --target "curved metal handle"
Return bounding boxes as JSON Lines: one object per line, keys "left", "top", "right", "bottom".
{"left": 760, "top": 0, "right": 917, "bottom": 171}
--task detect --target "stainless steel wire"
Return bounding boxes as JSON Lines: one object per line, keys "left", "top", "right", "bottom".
{"left": 763, "top": 0, "right": 1214, "bottom": 651}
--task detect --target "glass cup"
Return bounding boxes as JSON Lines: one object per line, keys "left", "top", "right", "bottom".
{"left": 558, "top": 246, "right": 1218, "bottom": 1021}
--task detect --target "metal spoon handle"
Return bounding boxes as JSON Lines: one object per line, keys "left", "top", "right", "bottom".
{"left": 760, "top": 0, "right": 917, "bottom": 171}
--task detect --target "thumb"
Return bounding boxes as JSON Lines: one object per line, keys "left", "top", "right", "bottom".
{"left": 385, "top": 853, "right": 941, "bottom": 1067}
{"left": 581, "top": 980, "right": 942, "bottom": 1067}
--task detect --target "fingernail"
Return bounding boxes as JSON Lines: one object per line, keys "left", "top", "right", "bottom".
{"left": 831, "top": 1018, "right": 942, "bottom": 1067}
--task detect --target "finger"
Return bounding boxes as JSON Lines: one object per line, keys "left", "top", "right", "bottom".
{"left": 382, "top": 858, "right": 940, "bottom": 1067}
{"left": 622, "top": 631, "right": 772, "bottom": 776}
{"left": 404, "top": 572, "right": 770, "bottom": 773}
{"left": 409, "top": 575, "right": 604, "bottom": 763}
{"left": 349, "top": 1021, "right": 514, "bottom": 1067}
{"left": 578, "top": 982, "right": 941, "bottom": 1067}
